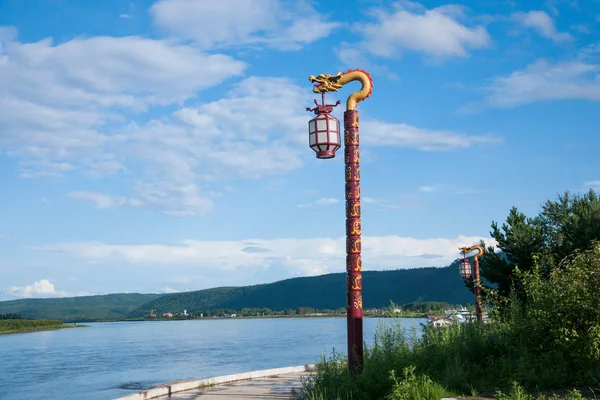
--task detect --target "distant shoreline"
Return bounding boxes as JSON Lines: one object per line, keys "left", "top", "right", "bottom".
{"left": 63, "top": 314, "right": 428, "bottom": 324}
{"left": 0, "top": 315, "right": 428, "bottom": 332}
{"left": 0, "top": 321, "right": 86, "bottom": 335}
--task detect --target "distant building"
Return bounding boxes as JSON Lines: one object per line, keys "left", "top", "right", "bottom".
{"left": 162, "top": 312, "right": 173, "bottom": 318}
{"left": 183, "top": 310, "right": 188, "bottom": 316}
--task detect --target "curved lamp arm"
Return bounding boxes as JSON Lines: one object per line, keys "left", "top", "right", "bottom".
{"left": 459, "top": 245, "right": 485, "bottom": 261}
{"left": 308, "top": 69, "right": 373, "bottom": 111}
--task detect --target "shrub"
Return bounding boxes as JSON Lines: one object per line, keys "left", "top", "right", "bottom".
{"left": 301, "top": 245, "right": 600, "bottom": 399}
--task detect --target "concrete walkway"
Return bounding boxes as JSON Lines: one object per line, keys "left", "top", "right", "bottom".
{"left": 154, "top": 371, "right": 311, "bottom": 399}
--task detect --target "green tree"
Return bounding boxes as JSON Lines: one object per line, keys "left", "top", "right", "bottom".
{"left": 541, "top": 189, "right": 600, "bottom": 266}
{"left": 480, "top": 190, "right": 600, "bottom": 306}
{"left": 0, "top": 313, "right": 24, "bottom": 320}
{"left": 480, "top": 207, "right": 544, "bottom": 300}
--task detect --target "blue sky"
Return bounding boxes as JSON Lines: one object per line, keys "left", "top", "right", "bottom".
{"left": 1, "top": 0, "right": 599, "bottom": 299}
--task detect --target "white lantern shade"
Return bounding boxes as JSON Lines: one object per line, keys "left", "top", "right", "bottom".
{"left": 459, "top": 259, "right": 472, "bottom": 279}
{"left": 308, "top": 113, "right": 340, "bottom": 159}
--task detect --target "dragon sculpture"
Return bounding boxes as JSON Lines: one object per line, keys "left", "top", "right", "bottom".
{"left": 308, "top": 69, "right": 373, "bottom": 111}
{"left": 459, "top": 245, "right": 485, "bottom": 260}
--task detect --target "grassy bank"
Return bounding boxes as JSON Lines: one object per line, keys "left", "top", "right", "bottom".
{"left": 0, "top": 319, "right": 79, "bottom": 334}
{"left": 299, "top": 246, "right": 600, "bottom": 400}
{"left": 300, "top": 321, "right": 600, "bottom": 400}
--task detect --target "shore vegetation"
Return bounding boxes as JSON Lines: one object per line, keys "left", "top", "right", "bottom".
{"left": 299, "top": 190, "right": 600, "bottom": 400}
{"left": 0, "top": 315, "right": 79, "bottom": 334}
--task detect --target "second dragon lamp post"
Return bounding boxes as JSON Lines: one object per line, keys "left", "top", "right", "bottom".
{"left": 459, "top": 244, "right": 485, "bottom": 322}
{"left": 306, "top": 69, "right": 373, "bottom": 375}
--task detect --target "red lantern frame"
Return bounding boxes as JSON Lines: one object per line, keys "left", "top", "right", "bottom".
{"left": 306, "top": 94, "right": 341, "bottom": 159}
{"left": 459, "top": 258, "right": 472, "bottom": 279}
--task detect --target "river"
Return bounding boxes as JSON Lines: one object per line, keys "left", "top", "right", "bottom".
{"left": 0, "top": 317, "right": 426, "bottom": 400}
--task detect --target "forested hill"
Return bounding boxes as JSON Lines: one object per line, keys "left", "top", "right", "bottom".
{"left": 0, "top": 293, "right": 161, "bottom": 321}
{"left": 129, "top": 260, "right": 471, "bottom": 317}
{"left": 0, "top": 260, "right": 473, "bottom": 321}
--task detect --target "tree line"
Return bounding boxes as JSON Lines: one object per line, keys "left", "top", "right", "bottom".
{"left": 142, "top": 302, "right": 458, "bottom": 319}
{"left": 0, "top": 313, "right": 24, "bottom": 320}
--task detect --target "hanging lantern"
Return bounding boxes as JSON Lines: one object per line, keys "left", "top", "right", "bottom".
{"left": 459, "top": 258, "right": 472, "bottom": 279}
{"left": 306, "top": 94, "right": 341, "bottom": 159}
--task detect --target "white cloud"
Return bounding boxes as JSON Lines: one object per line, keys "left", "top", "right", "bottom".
{"left": 0, "top": 32, "right": 246, "bottom": 110}
{"left": 485, "top": 60, "right": 600, "bottom": 107}
{"left": 511, "top": 10, "right": 573, "bottom": 43}
{"left": 4, "top": 279, "right": 67, "bottom": 299}
{"left": 570, "top": 24, "right": 590, "bottom": 34}
{"left": 584, "top": 180, "right": 600, "bottom": 188}
{"left": 313, "top": 198, "right": 340, "bottom": 206}
{"left": 0, "top": 28, "right": 246, "bottom": 182}
{"left": 31, "top": 235, "right": 498, "bottom": 274}
{"left": 379, "top": 194, "right": 424, "bottom": 211}
{"left": 0, "top": 28, "right": 243, "bottom": 217}
{"left": 64, "top": 77, "right": 495, "bottom": 215}
{"left": 546, "top": 0, "right": 560, "bottom": 16}
{"left": 67, "top": 191, "right": 128, "bottom": 209}
{"left": 150, "top": 0, "right": 339, "bottom": 50}
{"left": 297, "top": 197, "right": 340, "bottom": 208}
{"left": 351, "top": 1, "right": 491, "bottom": 59}
{"left": 159, "top": 287, "right": 181, "bottom": 294}
{"left": 362, "top": 197, "right": 382, "bottom": 204}
{"left": 418, "top": 185, "right": 486, "bottom": 195}
{"left": 166, "top": 275, "right": 204, "bottom": 284}
{"left": 334, "top": 44, "right": 401, "bottom": 81}
{"left": 69, "top": 185, "right": 216, "bottom": 217}
{"left": 119, "top": 2, "right": 136, "bottom": 19}
{"left": 361, "top": 120, "right": 501, "bottom": 150}
{"left": 1, "top": 28, "right": 500, "bottom": 218}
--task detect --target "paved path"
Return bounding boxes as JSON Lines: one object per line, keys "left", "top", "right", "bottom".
{"left": 155, "top": 371, "right": 311, "bottom": 399}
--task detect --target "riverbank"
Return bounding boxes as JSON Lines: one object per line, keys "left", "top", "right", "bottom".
{"left": 66, "top": 312, "right": 429, "bottom": 323}
{"left": 0, "top": 319, "right": 83, "bottom": 334}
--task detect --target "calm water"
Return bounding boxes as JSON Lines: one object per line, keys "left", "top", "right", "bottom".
{"left": 0, "top": 317, "right": 425, "bottom": 400}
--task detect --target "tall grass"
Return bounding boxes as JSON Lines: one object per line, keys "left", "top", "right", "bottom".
{"left": 301, "top": 318, "right": 600, "bottom": 399}
{"left": 300, "top": 246, "right": 600, "bottom": 399}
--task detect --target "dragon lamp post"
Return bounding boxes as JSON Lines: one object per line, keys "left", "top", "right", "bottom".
{"left": 458, "top": 245, "right": 485, "bottom": 322}
{"left": 306, "top": 70, "right": 373, "bottom": 376}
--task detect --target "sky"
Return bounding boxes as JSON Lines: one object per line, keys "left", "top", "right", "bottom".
{"left": 0, "top": 0, "right": 599, "bottom": 300}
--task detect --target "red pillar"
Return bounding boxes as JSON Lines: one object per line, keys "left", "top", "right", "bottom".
{"left": 473, "top": 258, "right": 482, "bottom": 321}
{"left": 344, "top": 109, "right": 363, "bottom": 375}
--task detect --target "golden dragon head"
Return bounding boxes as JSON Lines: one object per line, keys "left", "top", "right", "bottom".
{"left": 308, "top": 72, "right": 344, "bottom": 93}
{"left": 459, "top": 245, "right": 485, "bottom": 258}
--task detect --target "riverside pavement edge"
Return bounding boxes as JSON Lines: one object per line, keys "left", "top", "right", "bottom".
{"left": 111, "top": 364, "right": 316, "bottom": 400}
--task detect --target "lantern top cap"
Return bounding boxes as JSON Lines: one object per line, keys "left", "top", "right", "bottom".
{"left": 306, "top": 92, "right": 341, "bottom": 116}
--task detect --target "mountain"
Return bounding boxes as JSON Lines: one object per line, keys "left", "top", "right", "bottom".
{"left": 0, "top": 260, "right": 475, "bottom": 321}
{"left": 0, "top": 293, "right": 161, "bottom": 321}
{"left": 129, "top": 260, "right": 472, "bottom": 317}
